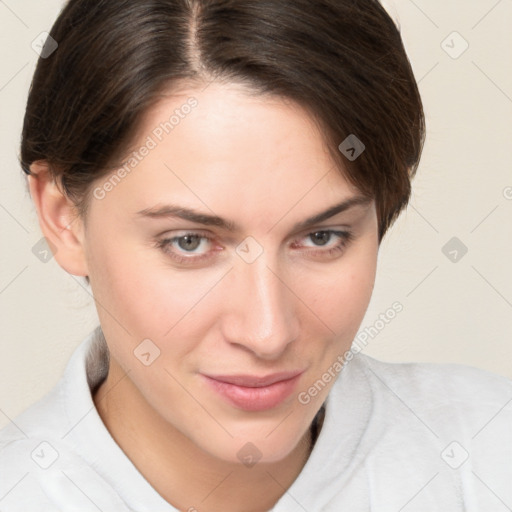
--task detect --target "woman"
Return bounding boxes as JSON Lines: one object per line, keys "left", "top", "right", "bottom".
{"left": 1, "top": 0, "right": 511, "bottom": 510}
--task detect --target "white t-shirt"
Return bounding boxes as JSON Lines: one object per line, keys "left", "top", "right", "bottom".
{"left": 1, "top": 326, "right": 511, "bottom": 511}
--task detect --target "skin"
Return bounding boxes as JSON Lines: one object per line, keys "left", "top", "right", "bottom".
{"left": 28, "top": 82, "right": 379, "bottom": 511}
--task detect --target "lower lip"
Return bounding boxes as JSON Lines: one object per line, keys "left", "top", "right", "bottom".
{"left": 202, "top": 374, "right": 302, "bottom": 412}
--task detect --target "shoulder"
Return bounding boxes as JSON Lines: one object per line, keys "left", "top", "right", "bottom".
{"left": 0, "top": 395, "right": 129, "bottom": 512}
{"left": 0, "top": 385, "right": 67, "bottom": 509}
{"left": 319, "top": 354, "right": 512, "bottom": 508}
{"left": 0, "top": 375, "right": 67, "bottom": 450}
{"left": 0, "top": 328, "right": 120, "bottom": 511}
{"left": 351, "top": 352, "right": 512, "bottom": 434}
{"left": 0, "top": 434, "right": 128, "bottom": 511}
{"left": 356, "top": 352, "right": 512, "bottom": 401}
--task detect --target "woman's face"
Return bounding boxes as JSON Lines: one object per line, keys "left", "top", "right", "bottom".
{"left": 82, "top": 82, "right": 379, "bottom": 463}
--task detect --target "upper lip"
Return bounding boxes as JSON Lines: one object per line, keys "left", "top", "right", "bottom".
{"left": 203, "top": 370, "right": 304, "bottom": 388}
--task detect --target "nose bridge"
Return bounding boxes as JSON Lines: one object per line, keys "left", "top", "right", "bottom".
{"left": 223, "top": 252, "right": 298, "bottom": 358}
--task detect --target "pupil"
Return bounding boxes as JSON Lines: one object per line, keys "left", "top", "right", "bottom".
{"left": 178, "top": 235, "right": 201, "bottom": 251}
{"left": 311, "top": 231, "right": 330, "bottom": 246}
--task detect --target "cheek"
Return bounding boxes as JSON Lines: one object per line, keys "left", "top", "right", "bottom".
{"left": 86, "top": 233, "right": 223, "bottom": 356}
{"left": 295, "top": 243, "right": 377, "bottom": 333}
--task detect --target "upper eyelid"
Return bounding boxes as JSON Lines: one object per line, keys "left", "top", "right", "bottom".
{"left": 293, "top": 229, "right": 351, "bottom": 247}
{"left": 162, "top": 224, "right": 352, "bottom": 238}
{"left": 294, "top": 225, "right": 351, "bottom": 238}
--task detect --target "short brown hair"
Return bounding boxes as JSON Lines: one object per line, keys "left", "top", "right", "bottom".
{"left": 20, "top": 0, "right": 424, "bottom": 242}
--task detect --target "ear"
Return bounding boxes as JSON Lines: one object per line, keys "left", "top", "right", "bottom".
{"left": 27, "top": 161, "right": 89, "bottom": 277}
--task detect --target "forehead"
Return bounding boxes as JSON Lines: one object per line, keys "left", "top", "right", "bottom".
{"left": 133, "top": 82, "right": 332, "bottom": 160}
{"left": 93, "top": 82, "right": 364, "bottom": 231}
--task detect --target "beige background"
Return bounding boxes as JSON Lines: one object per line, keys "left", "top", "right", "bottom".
{"left": 1, "top": 0, "right": 511, "bottom": 430}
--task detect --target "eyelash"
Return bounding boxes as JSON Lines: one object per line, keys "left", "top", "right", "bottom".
{"left": 155, "top": 230, "right": 354, "bottom": 265}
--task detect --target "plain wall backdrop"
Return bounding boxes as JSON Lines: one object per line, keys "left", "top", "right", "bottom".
{"left": 1, "top": 0, "right": 511, "bottom": 430}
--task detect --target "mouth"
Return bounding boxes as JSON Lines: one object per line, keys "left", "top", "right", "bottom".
{"left": 201, "top": 370, "right": 304, "bottom": 412}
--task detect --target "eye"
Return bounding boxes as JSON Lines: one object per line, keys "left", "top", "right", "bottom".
{"left": 175, "top": 234, "right": 204, "bottom": 252}
{"left": 293, "top": 229, "right": 354, "bottom": 258}
{"left": 307, "top": 231, "right": 336, "bottom": 247}
{"left": 156, "top": 232, "right": 215, "bottom": 264}
{"left": 156, "top": 229, "right": 355, "bottom": 266}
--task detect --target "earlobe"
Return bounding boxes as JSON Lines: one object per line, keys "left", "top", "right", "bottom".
{"left": 27, "top": 161, "right": 89, "bottom": 277}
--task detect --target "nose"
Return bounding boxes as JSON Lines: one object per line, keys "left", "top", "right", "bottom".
{"left": 220, "top": 252, "right": 300, "bottom": 360}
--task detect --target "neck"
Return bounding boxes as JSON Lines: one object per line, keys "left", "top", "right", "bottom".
{"left": 93, "top": 357, "right": 313, "bottom": 512}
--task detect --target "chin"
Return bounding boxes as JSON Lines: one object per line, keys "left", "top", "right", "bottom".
{"left": 201, "top": 425, "right": 307, "bottom": 466}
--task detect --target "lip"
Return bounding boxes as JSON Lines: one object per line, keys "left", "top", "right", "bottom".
{"left": 201, "top": 370, "right": 304, "bottom": 412}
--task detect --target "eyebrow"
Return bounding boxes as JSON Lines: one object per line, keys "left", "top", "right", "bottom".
{"left": 136, "top": 194, "right": 372, "bottom": 233}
